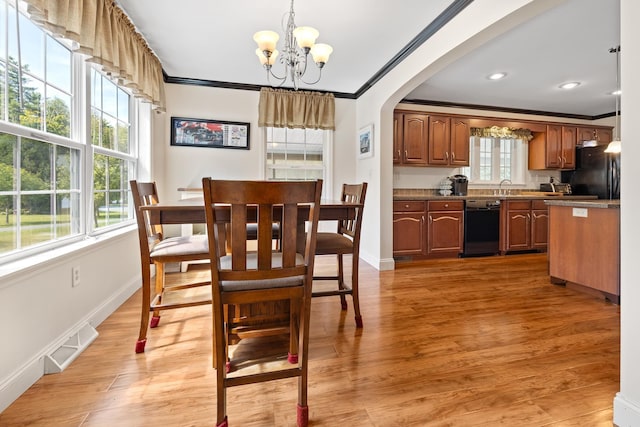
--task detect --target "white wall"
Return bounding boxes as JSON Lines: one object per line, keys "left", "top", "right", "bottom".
{"left": 613, "top": 0, "right": 640, "bottom": 423}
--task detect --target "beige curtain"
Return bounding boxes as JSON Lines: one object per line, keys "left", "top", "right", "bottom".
{"left": 24, "top": 0, "right": 166, "bottom": 112}
{"left": 258, "top": 88, "right": 335, "bottom": 130}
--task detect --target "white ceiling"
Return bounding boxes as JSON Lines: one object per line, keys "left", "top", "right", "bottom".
{"left": 117, "top": 0, "right": 620, "bottom": 118}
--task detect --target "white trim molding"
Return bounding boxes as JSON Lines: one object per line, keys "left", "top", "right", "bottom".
{"left": 614, "top": 393, "right": 640, "bottom": 426}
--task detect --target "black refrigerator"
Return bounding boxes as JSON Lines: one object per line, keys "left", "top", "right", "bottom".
{"left": 561, "top": 144, "right": 620, "bottom": 199}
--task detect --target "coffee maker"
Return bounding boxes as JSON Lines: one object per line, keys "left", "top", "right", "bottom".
{"left": 450, "top": 175, "right": 468, "bottom": 196}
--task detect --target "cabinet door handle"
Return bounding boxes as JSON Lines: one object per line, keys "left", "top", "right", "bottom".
{"left": 405, "top": 150, "right": 408, "bottom": 158}
{"left": 451, "top": 152, "right": 455, "bottom": 161}
{"left": 445, "top": 152, "right": 449, "bottom": 160}
{"left": 429, "top": 215, "right": 433, "bottom": 223}
{"left": 397, "top": 150, "right": 401, "bottom": 158}
{"left": 421, "top": 215, "right": 425, "bottom": 224}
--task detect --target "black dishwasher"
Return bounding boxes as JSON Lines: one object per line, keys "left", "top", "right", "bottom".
{"left": 463, "top": 199, "right": 501, "bottom": 256}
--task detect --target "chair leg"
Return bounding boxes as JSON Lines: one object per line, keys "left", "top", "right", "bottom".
{"left": 297, "top": 404, "right": 309, "bottom": 427}
{"left": 337, "top": 255, "right": 347, "bottom": 310}
{"left": 214, "top": 309, "right": 228, "bottom": 426}
{"left": 288, "top": 298, "right": 300, "bottom": 364}
{"left": 136, "top": 263, "right": 152, "bottom": 353}
{"left": 151, "top": 261, "right": 164, "bottom": 328}
{"left": 351, "top": 255, "right": 363, "bottom": 328}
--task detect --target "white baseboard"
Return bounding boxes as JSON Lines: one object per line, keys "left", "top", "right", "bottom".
{"left": 614, "top": 392, "right": 640, "bottom": 426}
{"left": 378, "top": 257, "right": 395, "bottom": 271}
{"left": 0, "top": 277, "right": 139, "bottom": 413}
{"left": 359, "top": 249, "right": 395, "bottom": 272}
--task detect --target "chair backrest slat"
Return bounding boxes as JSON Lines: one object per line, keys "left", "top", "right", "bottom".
{"left": 338, "top": 183, "right": 367, "bottom": 239}
{"left": 130, "top": 180, "right": 164, "bottom": 262}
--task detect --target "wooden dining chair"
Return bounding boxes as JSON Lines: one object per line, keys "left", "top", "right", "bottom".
{"left": 313, "top": 182, "right": 367, "bottom": 327}
{"left": 130, "top": 180, "right": 212, "bottom": 353}
{"left": 202, "top": 178, "right": 322, "bottom": 427}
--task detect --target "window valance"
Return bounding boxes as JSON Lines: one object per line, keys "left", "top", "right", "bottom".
{"left": 471, "top": 126, "right": 534, "bottom": 141}
{"left": 24, "top": 0, "right": 166, "bottom": 112}
{"left": 258, "top": 88, "right": 335, "bottom": 130}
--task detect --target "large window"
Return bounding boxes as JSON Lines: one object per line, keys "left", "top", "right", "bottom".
{"left": 461, "top": 136, "right": 526, "bottom": 184}
{"left": 0, "top": 0, "right": 139, "bottom": 263}
{"left": 265, "top": 127, "right": 332, "bottom": 197}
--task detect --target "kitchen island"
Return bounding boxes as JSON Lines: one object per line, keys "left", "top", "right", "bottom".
{"left": 546, "top": 199, "right": 620, "bottom": 303}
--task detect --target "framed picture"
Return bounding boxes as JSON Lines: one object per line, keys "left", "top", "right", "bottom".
{"left": 358, "top": 124, "right": 373, "bottom": 159}
{"left": 170, "top": 117, "right": 250, "bottom": 150}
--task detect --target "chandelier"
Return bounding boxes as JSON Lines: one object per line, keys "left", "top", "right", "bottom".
{"left": 253, "top": 0, "right": 333, "bottom": 90}
{"left": 605, "top": 46, "right": 621, "bottom": 153}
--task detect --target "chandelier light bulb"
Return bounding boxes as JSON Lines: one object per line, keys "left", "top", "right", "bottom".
{"left": 310, "top": 43, "right": 333, "bottom": 65}
{"left": 253, "top": 31, "right": 279, "bottom": 53}
{"left": 255, "top": 48, "right": 278, "bottom": 66}
{"left": 293, "top": 26, "right": 319, "bottom": 50}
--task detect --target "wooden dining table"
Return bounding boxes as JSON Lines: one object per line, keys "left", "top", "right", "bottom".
{"left": 141, "top": 197, "right": 362, "bottom": 225}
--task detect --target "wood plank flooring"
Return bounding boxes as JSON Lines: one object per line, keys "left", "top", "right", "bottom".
{"left": 0, "top": 253, "right": 620, "bottom": 426}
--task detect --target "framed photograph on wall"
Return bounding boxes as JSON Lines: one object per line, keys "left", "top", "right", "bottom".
{"left": 358, "top": 124, "right": 374, "bottom": 159}
{"left": 170, "top": 117, "right": 250, "bottom": 149}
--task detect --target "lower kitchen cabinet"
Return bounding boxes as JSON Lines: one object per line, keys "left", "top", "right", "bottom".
{"left": 500, "top": 199, "right": 548, "bottom": 253}
{"left": 393, "top": 201, "right": 425, "bottom": 256}
{"left": 427, "top": 200, "right": 464, "bottom": 255}
{"left": 393, "top": 199, "right": 463, "bottom": 258}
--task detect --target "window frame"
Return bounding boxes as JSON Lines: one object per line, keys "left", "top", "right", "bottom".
{"left": 263, "top": 126, "right": 333, "bottom": 200}
{"left": 0, "top": 2, "right": 143, "bottom": 265}
{"left": 464, "top": 136, "right": 527, "bottom": 185}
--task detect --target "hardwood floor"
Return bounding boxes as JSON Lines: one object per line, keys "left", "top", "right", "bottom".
{"left": 0, "top": 253, "right": 620, "bottom": 426}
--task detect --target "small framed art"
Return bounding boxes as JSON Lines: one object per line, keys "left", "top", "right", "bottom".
{"left": 358, "top": 124, "right": 373, "bottom": 159}
{"left": 170, "top": 117, "right": 250, "bottom": 149}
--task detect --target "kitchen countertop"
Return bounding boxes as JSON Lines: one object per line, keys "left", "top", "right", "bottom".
{"left": 393, "top": 192, "right": 599, "bottom": 202}
{"left": 544, "top": 199, "right": 620, "bottom": 209}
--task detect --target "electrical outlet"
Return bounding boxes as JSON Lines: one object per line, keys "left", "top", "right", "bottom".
{"left": 72, "top": 266, "right": 80, "bottom": 287}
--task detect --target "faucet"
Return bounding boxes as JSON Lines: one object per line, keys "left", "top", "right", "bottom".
{"left": 499, "top": 179, "right": 512, "bottom": 195}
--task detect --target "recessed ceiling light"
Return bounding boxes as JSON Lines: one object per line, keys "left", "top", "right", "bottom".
{"left": 487, "top": 72, "right": 507, "bottom": 80}
{"left": 559, "top": 82, "right": 580, "bottom": 90}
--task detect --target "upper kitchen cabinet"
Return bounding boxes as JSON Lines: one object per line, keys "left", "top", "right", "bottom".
{"left": 393, "top": 110, "right": 469, "bottom": 167}
{"left": 428, "top": 115, "right": 470, "bottom": 167}
{"left": 394, "top": 112, "right": 429, "bottom": 165}
{"left": 576, "top": 126, "right": 612, "bottom": 144}
{"left": 528, "top": 124, "right": 576, "bottom": 170}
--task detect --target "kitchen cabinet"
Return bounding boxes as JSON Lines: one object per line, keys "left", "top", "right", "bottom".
{"left": 393, "top": 112, "right": 429, "bottom": 165}
{"left": 393, "top": 111, "right": 469, "bottom": 167}
{"left": 500, "top": 199, "right": 548, "bottom": 253}
{"left": 577, "top": 126, "right": 613, "bottom": 144}
{"left": 427, "top": 200, "right": 464, "bottom": 255}
{"left": 528, "top": 125, "right": 576, "bottom": 170}
{"left": 428, "top": 115, "right": 470, "bottom": 166}
{"left": 393, "top": 201, "right": 425, "bottom": 255}
{"left": 393, "top": 199, "right": 463, "bottom": 258}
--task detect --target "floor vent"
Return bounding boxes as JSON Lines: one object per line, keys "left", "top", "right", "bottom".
{"left": 44, "top": 323, "right": 98, "bottom": 374}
